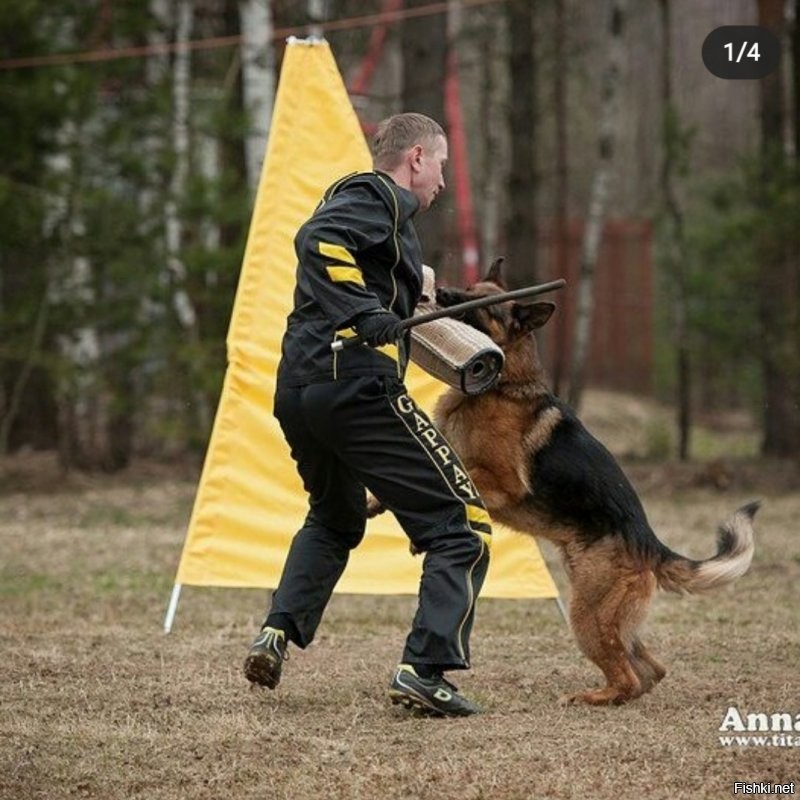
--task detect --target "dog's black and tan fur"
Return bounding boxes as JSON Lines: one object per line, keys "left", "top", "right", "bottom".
{"left": 377, "top": 258, "right": 758, "bottom": 706}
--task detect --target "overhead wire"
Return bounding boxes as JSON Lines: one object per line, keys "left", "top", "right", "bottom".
{"left": 0, "top": 0, "right": 507, "bottom": 71}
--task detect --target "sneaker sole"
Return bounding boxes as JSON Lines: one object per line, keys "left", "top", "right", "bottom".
{"left": 243, "top": 653, "right": 281, "bottom": 689}
{"left": 389, "top": 684, "right": 486, "bottom": 718}
{"left": 389, "top": 675, "right": 481, "bottom": 717}
{"left": 389, "top": 689, "right": 446, "bottom": 716}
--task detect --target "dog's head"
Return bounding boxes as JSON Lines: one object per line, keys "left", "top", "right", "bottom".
{"left": 435, "top": 257, "right": 555, "bottom": 349}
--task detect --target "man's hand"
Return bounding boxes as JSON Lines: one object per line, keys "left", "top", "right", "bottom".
{"left": 365, "top": 491, "right": 419, "bottom": 555}
{"left": 365, "top": 491, "right": 385, "bottom": 518}
{"left": 354, "top": 310, "right": 403, "bottom": 347}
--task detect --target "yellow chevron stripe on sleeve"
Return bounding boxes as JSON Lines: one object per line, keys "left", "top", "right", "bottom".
{"left": 319, "top": 241, "right": 355, "bottom": 264}
{"left": 326, "top": 266, "right": 365, "bottom": 286}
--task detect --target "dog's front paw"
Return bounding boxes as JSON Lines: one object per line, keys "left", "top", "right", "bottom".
{"left": 559, "top": 687, "right": 629, "bottom": 706}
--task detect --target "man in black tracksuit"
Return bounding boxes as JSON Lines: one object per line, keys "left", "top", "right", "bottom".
{"left": 244, "top": 113, "right": 491, "bottom": 717}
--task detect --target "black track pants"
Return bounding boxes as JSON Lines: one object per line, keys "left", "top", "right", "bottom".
{"left": 264, "top": 374, "right": 491, "bottom": 671}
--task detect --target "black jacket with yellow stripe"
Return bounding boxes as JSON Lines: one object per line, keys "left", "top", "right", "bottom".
{"left": 276, "top": 171, "right": 423, "bottom": 387}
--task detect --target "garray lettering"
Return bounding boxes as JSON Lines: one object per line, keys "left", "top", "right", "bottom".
{"left": 395, "top": 393, "right": 479, "bottom": 501}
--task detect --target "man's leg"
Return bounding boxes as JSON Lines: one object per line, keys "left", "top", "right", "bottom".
{"left": 244, "top": 385, "right": 367, "bottom": 688}
{"left": 301, "top": 376, "right": 491, "bottom": 681}
{"left": 267, "top": 384, "right": 368, "bottom": 645}
{"left": 265, "top": 506, "right": 364, "bottom": 648}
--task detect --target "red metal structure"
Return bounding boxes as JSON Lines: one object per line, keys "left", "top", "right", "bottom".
{"left": 346, "top": 4, "right": 653, "bottom": 394}
{"left": 348, "top": 0, "right": 404, "bottom": 101}
{"left": 348, "top": 0, "right": 479, "bottom": 283}
{"left": 538, "top": 219, "right": 654, "bottom": 395}
{"left": 444, "top": 41, "right": 480, "bottom": 284}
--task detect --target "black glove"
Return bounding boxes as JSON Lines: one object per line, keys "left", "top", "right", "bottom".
{"left": 354, "top": 310, "right": 404, "bottom": 347}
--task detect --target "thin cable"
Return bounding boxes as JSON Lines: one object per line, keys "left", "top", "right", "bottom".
{"left": 0, "top": 0, "right": 507, "bottom": 71}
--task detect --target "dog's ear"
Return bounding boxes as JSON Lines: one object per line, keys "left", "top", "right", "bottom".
{"left": 512, "top": 301, "right": 556, "bottom": 333}
{"left": 483, "top": 257, "right": 505, "bottom": 286}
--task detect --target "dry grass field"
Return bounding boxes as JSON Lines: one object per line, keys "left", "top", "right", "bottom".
{"left": 2, "top": 395, "right": 799, "bottom": 800}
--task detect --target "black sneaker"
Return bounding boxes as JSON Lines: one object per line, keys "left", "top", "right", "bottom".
{"left": 243, "top": 626, "right": 288, "bottom": 689}
{"left": 389, "top": 664, "right": 482, "bottom": 717}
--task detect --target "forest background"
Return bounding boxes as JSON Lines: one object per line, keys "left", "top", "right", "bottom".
{"left": 1, "top": 0, "right": 798, "bottom": 472}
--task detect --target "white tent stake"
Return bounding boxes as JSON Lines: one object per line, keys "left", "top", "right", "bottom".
{"left": 163, "top": 583, "right": 183, "bottom": 634}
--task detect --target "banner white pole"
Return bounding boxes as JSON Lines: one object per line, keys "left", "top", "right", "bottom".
{"left": 554, "top": 596, "right": 568, "bottom": 624}
{"left": 163, "top": 583, "right": 183, "bottom": 634}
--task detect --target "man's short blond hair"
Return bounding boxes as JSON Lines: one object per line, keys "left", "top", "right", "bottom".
{"left": 371, "top": 113, "right": 445, "bottom": 171}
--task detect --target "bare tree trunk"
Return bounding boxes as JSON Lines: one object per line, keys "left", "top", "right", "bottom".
{"left": 794, "top": 0, "right": 800, "bottom": 158}
{"left": 166, "top": 0, "right": 212, "bottom": 433}
{"left": 757, "top": 0, "right": 800, "bottom": 456}
{"left": 568, "top": 0, "right": 627, "bottom": 410}
{"left": 51, "top": 118, "right": 103, "bottom": 471}
{"left": 446, "top": 0, "right": 480, "bottom": 282}
{"left": 477, "top": 8, "right": 505, "bottom": 268}
{"left": 505, "top": 0, "right": 538, "bottom": 287}
{"left": 401, "top": 0, "right": 449, "bottom": 276}
{"left": 239, "top": 0, "right": 275, "bottom": 196}
{"left": 551, "top": 0, "right": 570, "bottom": 396}
{"left": 306, "top": 0, "right": 325, "bottom": 37}
{"left": 0, "top": 287, "right": 48, "bottom": 454}
{"left": 659, "top": 0, "right": 691, "bottom": 461}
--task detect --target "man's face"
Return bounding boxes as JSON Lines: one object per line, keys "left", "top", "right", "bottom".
{"left": 410, "top": 135, "right": 448, "bottom": 211}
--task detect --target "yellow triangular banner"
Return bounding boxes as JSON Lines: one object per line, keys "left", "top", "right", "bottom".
{"left": 172, "top": 39, "right": 558, "bottom": 602}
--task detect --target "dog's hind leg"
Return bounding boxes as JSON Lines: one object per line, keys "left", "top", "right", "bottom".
{"left": 562, "top": 619, "right": 640, "bottom": 705}
{"left": 560, "top": 554, "right": 642, "bottom": 706}
{"left": 614, "top": 571, "right": 667, "bottom": 698}
{"left": 629, "top": 637, "right": 667, "bottom": 696}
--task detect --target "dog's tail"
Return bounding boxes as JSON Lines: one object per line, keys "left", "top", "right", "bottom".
{"left": 653, "top": 501, "right": 759, "bottom": 594}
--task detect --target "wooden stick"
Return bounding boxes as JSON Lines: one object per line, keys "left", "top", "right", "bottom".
{"left": 331, "top": 278, "right": 567, "bottom": 352}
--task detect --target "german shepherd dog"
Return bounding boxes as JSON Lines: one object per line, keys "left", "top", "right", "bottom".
{"left": 376, "top": 258, "right": 758, "bottom": 706}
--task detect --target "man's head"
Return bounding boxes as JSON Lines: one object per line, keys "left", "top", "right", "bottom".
{"left": 371, "top": 113, "right": 448, "bottom": 211}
